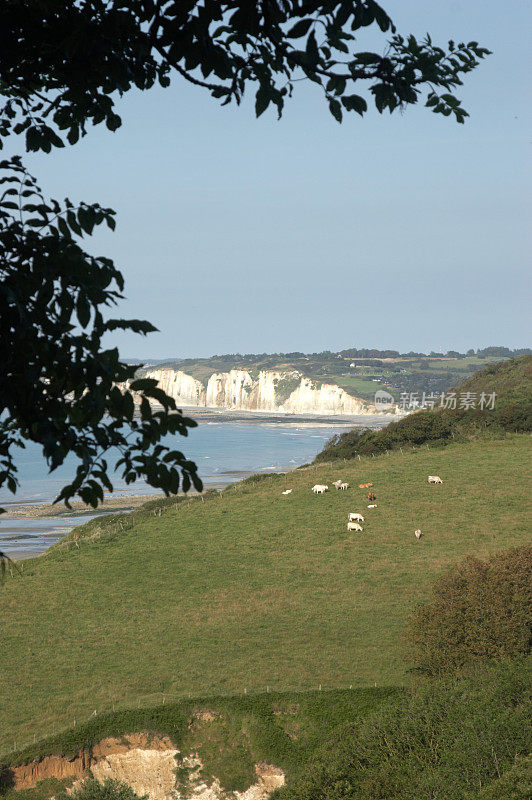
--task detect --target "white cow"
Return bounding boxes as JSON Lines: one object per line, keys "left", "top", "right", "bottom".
{"left": 428, "top": 475, "right": 443, "bottom": 484}
{"left": 332, "top": 480, "right": 343, "bottom": 489}
{"left": 282, "top": 489, "right": 292, "bottom": 495}
{"left": 339, "top": 482, "right": 349, "bottom": 490}
{"left": 415, "top": 529, "right": 423, "bottom": 539}
{"left": 312, "top": 484, "right": 328, "bottom": 494}
{"left": 347, "top": 522, "right": 363, "bottom": 532}
{"left": 349, "top": 513, "right": 364, "bottom": 523}
{"left": 367, "top": 504, "right": 377, "bottom": 508}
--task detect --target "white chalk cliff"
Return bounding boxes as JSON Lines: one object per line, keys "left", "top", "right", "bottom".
{"left": 143, "top": 368, "right": 374, "bottom": 415}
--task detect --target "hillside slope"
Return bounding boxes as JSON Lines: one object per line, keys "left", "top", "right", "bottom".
{"left": 454, "top": 353, "right": 532, "bottom": 404}
{"left": 0, "top": 436, "right": 529, "bottom": 755}
{"left": 316, "top": 355, "right": 532, "bottom": 461}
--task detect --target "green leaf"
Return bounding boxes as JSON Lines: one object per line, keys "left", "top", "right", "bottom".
{"left": 287, "top": 19, "right": 313, "bottom": 38}
{"left": 57, "top": 216, "right": 71, "bottom": 239}
{"left": 341, "top": 94, "right": 367, "bottom": 116}
{"left": 306, "top": 31, "right": 319, "bottom": 63}
{"left": 371, "top": 2, "right": 393, "bottom": 32}
{"left": 66, "top": 209, "right": 82, "bottom": 235}
{"left": 106, "top": 113, "right": 122, "bottom": 132}
{"left": 78, "top": 206, "right": 95, "bottom": 234}
{"left": 122, "top": 391, "right": 134, "bottom": 420}
{"left": 76, "top": 294, "right": 91, "bottom": 328}
{"left": 255, "top": 87, "right": 270, "bottom": 118}
{"left": 67, "top": 126, "right": 80, "bottom": 145}
{"left": 328, "top": 98, "right": 343, "bottom": 123}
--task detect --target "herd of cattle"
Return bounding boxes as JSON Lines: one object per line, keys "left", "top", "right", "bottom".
{"left": 282, "top": 474, "right": 443, "bottom": 539}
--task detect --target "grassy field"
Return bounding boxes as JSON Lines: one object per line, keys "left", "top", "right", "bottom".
{"left": 0, "top": 436, "right": 529, "bottom": 757}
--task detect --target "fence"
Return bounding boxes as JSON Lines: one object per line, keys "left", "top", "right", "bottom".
{"left": 2, "top": 679, "right": 406, "bottom": 759}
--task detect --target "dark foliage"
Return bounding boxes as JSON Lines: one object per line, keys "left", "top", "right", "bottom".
{"left": 0, "top": 0, "right": 491, "bottom": 155}
{"left": 276, "top": 659, "right": 532, "bottom": 800}
{"left": 0, "top": 158, "right": 202, "bottom": 512}
{"left": 409, "top": 547, "right": 532, "bottom": 676}
{"left": 465, "top": 755, "right": 532, "bottom": 800}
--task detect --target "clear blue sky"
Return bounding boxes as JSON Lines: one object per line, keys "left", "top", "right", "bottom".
{"left": 15, "top": 0, "right": 532, "bottom": 358}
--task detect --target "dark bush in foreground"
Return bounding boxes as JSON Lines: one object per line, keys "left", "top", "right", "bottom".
{"left": 275, "top": 659, "right": 531, "bottom": 800}
{"left": 409, "top": 546, "right": 532, "bottom": 676}
{"left": 315, "top": 411, "right": 454, "bottom": 461}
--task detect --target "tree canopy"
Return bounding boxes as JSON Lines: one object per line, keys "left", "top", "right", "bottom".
{"left": 1, "top": 0, "right": 490, "bottom": 154}
{"left": 0, "top": 1, "right": 490, "bottom": 529}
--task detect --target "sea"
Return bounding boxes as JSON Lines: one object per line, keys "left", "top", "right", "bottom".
{"left": 0, "top": 409, "right": 390, "bottom": 559}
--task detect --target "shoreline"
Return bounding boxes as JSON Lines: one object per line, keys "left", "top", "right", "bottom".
{"left": 1, "top": 493, "right": 159, "bottom": 520}
{"left": 0, "top": 413, "right": 393, "bottom": 561}
{"left": 0, "top": 478, "right": 248, "bottom": 561}
{"left": 178, "top": 407, "right": 397, "bottom": 426}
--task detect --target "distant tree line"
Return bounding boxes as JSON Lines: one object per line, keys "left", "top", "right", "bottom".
{"left": 195, "top": 346, "right": 531, "bottom": 363}
{"left": 339, "top": 346, "right": 531, "bottom": 359}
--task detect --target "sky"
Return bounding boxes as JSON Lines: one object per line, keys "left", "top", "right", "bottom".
{"left": 13, "top": 0, "right": 532, "bottom": 359}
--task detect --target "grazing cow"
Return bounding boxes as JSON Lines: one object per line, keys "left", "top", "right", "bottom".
{"left": 349, "top": 513, "right": 364, "bottom": 523}
{"left": 428, "top": 475, "right": 443, "bottom": 484}
{"left": 339, "top": 482, "right": 349, "bottom": 490}
{"left": 415, "top": 529, "right": 423, "bottom": 539}
{"left": 282, "top": 489, "right": 292, "bottom": 495}
{"left": 332, "top": 480, "right": 343, "bottom": 489}
{"left": 312, "top": 484, "right": 328, "bottom": 494}
{"left": 347, "top": 522, "right": 363, "bottom": 532}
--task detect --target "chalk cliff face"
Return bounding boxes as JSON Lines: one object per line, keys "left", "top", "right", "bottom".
{"left": 281, "top": 377, "right": 367, "bottom": 415}
{"left": 143, "top": 368, "right": 374, "bottom": 415}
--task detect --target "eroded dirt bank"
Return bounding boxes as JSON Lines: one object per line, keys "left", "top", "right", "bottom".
{"left": 10, "top": 733, "right": 284, "bottom": 800}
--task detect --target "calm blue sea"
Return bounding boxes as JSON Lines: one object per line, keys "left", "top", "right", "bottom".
{"left": 0, "top": 412, "right": 386, "bottom": 558}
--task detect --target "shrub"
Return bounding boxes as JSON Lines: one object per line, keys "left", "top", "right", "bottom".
{"left": 465, "top": 755, "right": 532, "bottom": 800}
{"left": 276, "top": 659, "right": 531, "bottom": 800}
{"left": 409, "top": 547, "right": 532, "bottom": 676}
{"left": 315, "top": 411, "right": 454, "bottom": 461}
{"left": 59, "top": 780, "right": 146, "bottom": 800}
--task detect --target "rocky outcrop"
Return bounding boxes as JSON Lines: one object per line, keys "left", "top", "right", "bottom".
{"left": 10, "top": 733, "right": 284, "bottom": 800}
{"left": 141, "top": 368, "right": 373, "bottom": 416}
